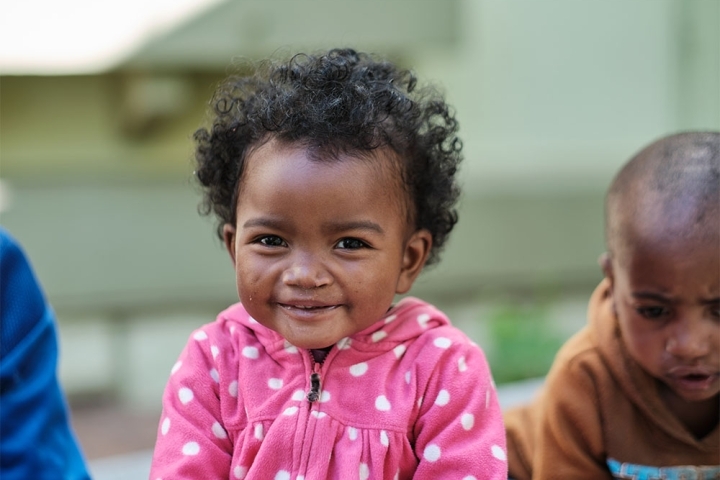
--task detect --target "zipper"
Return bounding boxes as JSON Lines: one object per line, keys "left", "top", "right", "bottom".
{"left": 307, "top": 362, "right": 322, "bottom": 403}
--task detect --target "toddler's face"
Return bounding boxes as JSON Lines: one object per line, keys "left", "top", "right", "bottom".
{"left": 608, "top": 232, "right": 719, "bottom": 405}
{"left": 223, "top": 140, "right": 430, "bottom": 350}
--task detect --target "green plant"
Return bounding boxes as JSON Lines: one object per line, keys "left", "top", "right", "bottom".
{"left": 486, "top": 305, "right": 565, "bottom": 384}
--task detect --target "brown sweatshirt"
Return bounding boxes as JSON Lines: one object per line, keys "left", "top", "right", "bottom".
{"left": 504, "top": 279, "right": 720, "bottom": 480}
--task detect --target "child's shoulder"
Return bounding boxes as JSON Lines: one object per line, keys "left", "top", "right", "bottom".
{"left": 387, "top": 297, "right": 490, "bottom": 373}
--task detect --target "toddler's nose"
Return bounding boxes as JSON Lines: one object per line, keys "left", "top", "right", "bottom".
{"left": 282, "top": 256, "right": 331, "bottom": 289}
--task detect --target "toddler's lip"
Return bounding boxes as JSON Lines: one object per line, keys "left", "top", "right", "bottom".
{"left": 278, "top": 301, "right": 341, "bottom": 311}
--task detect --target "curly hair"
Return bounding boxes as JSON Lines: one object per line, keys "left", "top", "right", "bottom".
{"left": 194, "top": 48, "right": 462, "bottom": 266}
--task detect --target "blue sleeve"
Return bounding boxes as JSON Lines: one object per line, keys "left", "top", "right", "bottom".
{"left": 0, "top": 228, "right": 91, "bottom": 480}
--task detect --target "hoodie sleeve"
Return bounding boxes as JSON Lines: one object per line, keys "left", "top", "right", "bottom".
{"left": 149, "top": 324, "right": 235, "bottom": 479}
{"left": 412, "top": 330, "right": 508, "bottom": 479}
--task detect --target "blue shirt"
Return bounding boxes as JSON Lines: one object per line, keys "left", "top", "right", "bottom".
{"left": 0, "top": 227, "right": 91, "bottom": 479}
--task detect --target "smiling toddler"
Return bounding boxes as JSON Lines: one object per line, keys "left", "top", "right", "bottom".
{"left": 149, "top": 48, "right": 507, "bottom": 479}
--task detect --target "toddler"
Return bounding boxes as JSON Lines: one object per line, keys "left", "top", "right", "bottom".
{"left": 505, "top": 132, "right": 720, "bottom": 479}
{"left": 150, "top": 48, "right": 507, "bottom": 479}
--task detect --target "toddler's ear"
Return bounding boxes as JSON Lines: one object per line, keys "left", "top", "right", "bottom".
{"left": 222, "top": 224, "right": 238, "bottom": 264}
{"left": 396, "top": 229, "right": 432, "bottom": 294}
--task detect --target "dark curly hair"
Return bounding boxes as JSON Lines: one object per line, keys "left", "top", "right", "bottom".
{"left": 194, "top": 48, "right": 462, "bottom": 266}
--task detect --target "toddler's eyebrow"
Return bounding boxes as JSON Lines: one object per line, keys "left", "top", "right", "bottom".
{"left": 322, "top": 220, "right": 384, "bottom": 235}
{"left": 242, "top": 218, "right": 286, "bottom": 230}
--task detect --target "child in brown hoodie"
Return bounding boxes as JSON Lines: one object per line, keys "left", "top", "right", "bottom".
{"left": 504, "top": 132, "right": 720, "bottom": 479}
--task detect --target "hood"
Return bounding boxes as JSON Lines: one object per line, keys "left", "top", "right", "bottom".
{"left": 218, "top": 296, "right": 451, "bottom": 361}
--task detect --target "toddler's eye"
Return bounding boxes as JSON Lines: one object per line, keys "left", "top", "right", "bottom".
{"left": 336, "top": 238, "right": 366, "bottom": 250}
{"left": 636, "top": 306, "right": 669, "bottom": 319}
{"left": 257, "top": 235, "right": 286, "bottom": 247}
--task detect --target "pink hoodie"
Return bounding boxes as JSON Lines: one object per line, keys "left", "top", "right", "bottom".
{"left": 150, "top": 297, "right": 507, "bottom": 479}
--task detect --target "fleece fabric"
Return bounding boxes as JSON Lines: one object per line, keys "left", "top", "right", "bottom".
{"left": 505, "top": 279, "right": 720, "bottom": 480}
{"left": 0, "top": 227, "right": 90, "bottom": 480}
{"left": 150, "top": 297, "right": 507, "bottom": 479}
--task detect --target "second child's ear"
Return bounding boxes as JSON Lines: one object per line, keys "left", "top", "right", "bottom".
{"left": 222, "top": 224, "right": 237, "bottom": 264}
{"left": 598, "top": 252, "right": 614, "bottom": 283}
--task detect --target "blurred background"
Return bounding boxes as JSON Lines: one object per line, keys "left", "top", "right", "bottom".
{"left": 1, "top": 0, "right": 718, "bottom": 476}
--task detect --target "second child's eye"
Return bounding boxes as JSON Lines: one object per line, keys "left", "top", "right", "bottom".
{"left": 336, "top": 238, "right": 367, "bottom": 250}
{"left": 257, "top": 235, "right": 287, "bottom": 247}
{"left": 636, "top": 306, "right": 669, "bottom": 319}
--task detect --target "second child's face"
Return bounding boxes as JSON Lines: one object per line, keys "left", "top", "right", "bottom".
{"left": 607, "top": 232, "right": 720, "bottom": 405}
{"left": 223, "top": 140, "right": 431, "bottom": 350}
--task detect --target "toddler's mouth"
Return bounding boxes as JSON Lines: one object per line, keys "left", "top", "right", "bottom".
{"left": 279, "top": 303, "right": 339, "bottom": 311}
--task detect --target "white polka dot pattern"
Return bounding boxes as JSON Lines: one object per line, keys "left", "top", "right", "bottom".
{"left": 435, "top": 390, "right": 450, "bottom": 406}
{"left": 423, "top": 444, "right": 441, "bottom": 462}
{"left": 212, "top": 422, "right": 227, "bottom": 439}
{"left": 233, "top": 465, "right": 247, "bottom": 479}
{"left": 371, "top": 330, "right": 387, "bottom": 342}
{"left": 182, "top": 442, "right": 200, "bottom": 455}
{"left": 150, "top": 299, "right": 507, "bottom": 480}
{"left": 375, "top": 395, "right": 391, "bottom": 411}
{"left": 349, "top": 362, "right": 368, "bottom": 376}
{"left": 178, "top": 387, "right": 193, "bottom": 404}
{"left": 359, "top": 463, "right": 370, "bottom": 480}
{"left": 242, "top": 346, "right": 259, "bottom": 359}
{"left": 228, "top": 380, "right": 238, "bottom": 397}
{"left": 491, "top": 445, "right": 506, "bottom": 461}
{"left": 461, "top": 413, "right": 474, "bottom": 430}
{"left": 283, "top": 406, "right": 298, "bottom": 416}
{"left": 283, "top": 341, "right": 298, "bottom": 354}
{"left": 458, "top": 356, "right": 467, "bottom": 372}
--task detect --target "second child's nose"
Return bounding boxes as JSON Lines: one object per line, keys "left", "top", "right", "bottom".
{"left": 665, "top": 317, "right": 712, "bottom": 361}
{"left": 282, "top": 256, "right": 331, "bottom": 289}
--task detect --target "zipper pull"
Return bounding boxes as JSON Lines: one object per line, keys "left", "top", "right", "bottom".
{"left": 307, "top": 372, "right": 321, "bottom": 403}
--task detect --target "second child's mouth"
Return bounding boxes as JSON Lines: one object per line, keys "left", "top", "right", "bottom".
{"left": 667, "top": 368, "right": 720, "bottom": 392}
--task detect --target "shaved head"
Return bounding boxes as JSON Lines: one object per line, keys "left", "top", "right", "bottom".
{"left": 605, "top": 132, "right": 720, "bottom": 260}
